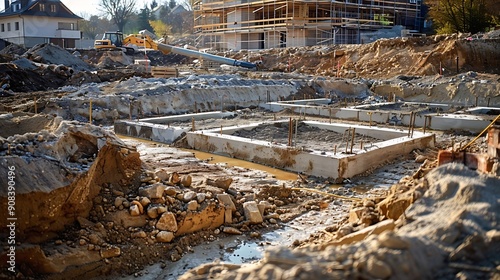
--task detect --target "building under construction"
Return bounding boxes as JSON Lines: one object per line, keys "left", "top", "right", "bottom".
{"left": 193, "top": 0, "right": 423, "bottom": 50}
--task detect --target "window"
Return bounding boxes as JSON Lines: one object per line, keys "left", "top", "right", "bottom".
{"left": 40, "top": 4, "right": 45, "bottom": 11}
{"left": 50, "top": 4, "right": 56, "bottom": 12}
{"left": 1, "top": 24, "right": 4, "bottom": 32}
{"left": 15, "top": 22, "right": 19, "bottom": 30}
{"left": 7, "top": 22, "right": 11, "bottom": 31}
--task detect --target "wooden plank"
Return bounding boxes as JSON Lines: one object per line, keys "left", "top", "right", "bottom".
{"left": 151, "top": 66, "right": 178, "bottom": 78}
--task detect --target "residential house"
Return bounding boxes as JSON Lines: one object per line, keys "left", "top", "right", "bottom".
{"left": 193, "top": 0, "right": 423, "bottom": 50}
{"left": 0, "top": 0, "right": 81, "bottom": 48}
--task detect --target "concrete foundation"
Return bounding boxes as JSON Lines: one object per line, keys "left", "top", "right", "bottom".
{"left": 186, "top": 120, "right": 435, "bottom": 180}
{"left": 114, "top": 112, "right": 236, "bottom": 144}
{"left": 265, "top": 101, "right": 497, "bottom": 133}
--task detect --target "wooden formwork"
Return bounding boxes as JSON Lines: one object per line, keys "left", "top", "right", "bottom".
{"left": 151, "top": 66, "right": 179, "bottom": 78}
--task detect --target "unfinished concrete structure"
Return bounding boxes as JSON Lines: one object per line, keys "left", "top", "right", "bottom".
{"left": 193, "top": 0, "right": 423, "bottom": 50}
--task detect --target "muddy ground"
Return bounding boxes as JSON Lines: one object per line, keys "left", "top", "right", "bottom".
{"left": 0, "top": 32, "right": 499, "bottom": 279}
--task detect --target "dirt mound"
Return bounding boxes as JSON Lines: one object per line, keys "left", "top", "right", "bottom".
{"left": 0, "top": 43, "right": 26, "bottom": 56}
{"left": 179, "top": 163, "right": 500, "bottom": 279}
{"left": 0, "top": 114, "right": 142, "bottom": 242}
{"left": 23, "top": 43, "right": 94, "bottom": 72}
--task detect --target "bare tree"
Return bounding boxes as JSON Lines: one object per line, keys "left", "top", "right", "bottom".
{"left": 99, "top": 0, "right": 137, "bottom": 32}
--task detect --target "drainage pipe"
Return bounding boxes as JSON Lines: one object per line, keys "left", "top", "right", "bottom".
{"left": 156, "top": 43, "right": 257, "bottom": 69}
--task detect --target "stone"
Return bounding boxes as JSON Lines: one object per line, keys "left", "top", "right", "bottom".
{"left": 223, "top": 226, "right": 242, "bottom": 235}
{"left": 196, "top": 193, "right": 206, "bottom": 203}
{"left": 206, "top": 177, "right": 233, "bottom": 191}
{"left": 156, "top": 212, "right": 178, "bottom": 232}
{"left": 187, "top": 200, "right": 199, "bottom": 211}
{"left": 366, "top": 256, "right": 392, "bottom": 279}
{"left": 181, "top": 175, "right": 192, "bottom": 187}
{"left": 156, "top": 231, "right": 175, "bottom": 243}
{"left": 243, "top": 201, "right": 263, "bottom": 224}
{"left": 88, "top": 233, "right": 103, "bottom": 245}
{"left": 217, "top": 193, "right": 236, "bottom": 211}
{"left": 130, "top": 201, "right": 144, "bottom": 214}
{"left": 139, "top": 183, "right": 166, "bottom": 199}
{"left": 147, "top": 206, "right": 159, "bottom": 219}
{"left": 139, "top": 197, "right": 151, "bottom": 207}
{"left": 157, "top": 206, "right": 168, "bottom": 214}
{"left": 170, "top": 172, "right": 181, "bottom": 184}
{"left": 131, "top": 231, "right": 147, "bottom": 238}
{"left": 129, "top": 204, "right": 141, "bottom": 216}
{"left": 257, "top": 201, "right": 272, "bottom": 216}
{"left": 349, "top": 207, "right": 367, "bottom": 224}
{"left": 224, "top": 209, "right": 233, "bottom": 224}
{"left": 183, "top": 191, "right": 197, "bottom": 202}
{"left": 363, "top": 200, "right": 375, "bottom": 208}
{"left": 164, "top": 186, "right": 177, "bottom": 196}
{"left": 76, "top": 216, "right": 95, "bottom": 229}
{"left": 155, "top": 169, "right": 169, "bottom": 181}
{"left": 100, "top": 246, "right": 121, "bottom": 259}
{"left": 114, "top": 197, "right": 127, "bottom": 208}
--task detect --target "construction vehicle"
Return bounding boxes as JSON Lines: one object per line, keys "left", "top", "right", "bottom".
{"left": 94, "top": 31, "right": 258, "bottom": 69}
{"left": 94, "top": 31, "right": 136, "bottom": 55}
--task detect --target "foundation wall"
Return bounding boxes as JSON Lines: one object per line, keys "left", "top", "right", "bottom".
{"left": 115, "top": 121, "right": 190, "bottom": 144}
{"left": 266, "top": 102, "right": 495, "bottom": 133}
{"left": 186, "top": 122, "right": 435, "bottom": 179}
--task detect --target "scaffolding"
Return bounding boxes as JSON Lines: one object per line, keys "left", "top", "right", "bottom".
{"left": 193, "top": 0, "right": 422, "bottom": 50}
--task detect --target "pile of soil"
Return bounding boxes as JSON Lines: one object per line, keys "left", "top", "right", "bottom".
{"left": 179, "top": 163, "right": 500, "bottom": 279}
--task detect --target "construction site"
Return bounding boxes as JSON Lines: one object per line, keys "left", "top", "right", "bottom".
{"left": 0, "top": 27, "right": 499, "bottom": 280}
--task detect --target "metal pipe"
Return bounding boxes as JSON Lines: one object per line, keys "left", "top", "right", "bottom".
{"left": 156, "top": 43, "right": 257, "bottom": 69}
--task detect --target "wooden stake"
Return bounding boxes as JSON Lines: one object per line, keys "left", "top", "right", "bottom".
{"left": 34, "top": 97, "right": 37, "bottom": 114}
{"left": 89, "top": 100, "right": 92, "bottom": 124}
{"left": 350, "top": 128, "right": 355, "bottom": 154}
{"left": 191, "top": 117, "right": 195, "bottom": 131}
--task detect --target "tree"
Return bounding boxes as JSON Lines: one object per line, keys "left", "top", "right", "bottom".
{"left": 149, "top": 19, "right": 172, "bottom": 41}
{"left": 99, "top": 0, "right": 137, "bottom": 32}
{"left": 428, "top": 0, "right": 496, "bottom": 34}
{"left": 138, "top": 6, "right": 153, "bottom": 31}
{"left": 79, "top": 15, "right": 115, "bottom": 39}
{"left": 169, "top": 0, "right": 176, "bottom": 9}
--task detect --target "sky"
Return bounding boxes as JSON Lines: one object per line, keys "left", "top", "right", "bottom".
{"left": 62, "top": 0, "right": 153, "bottom": 19}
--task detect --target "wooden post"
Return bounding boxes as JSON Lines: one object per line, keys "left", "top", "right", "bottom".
{"left": 89, "top": 100, "right": 92, "bottom": 124}
{"left": 194, "top": 101, "right": 198, "bottom": 113}
{"left": 288, "top": 117, "right": 292, "bottom": 147}
{"left": 408, "top": 112, "right": 412, "bottom": 137}
{"left": 360, "top": 140, "right": 363, "bottom": 150}
{"left": 191, "top": 117, "right": 195, "bottom": 131}
{"left": 34, "top": 97, "right": 37, "bottom": 114}
{"left": 368, "top": 112, "right": 373, "bottom": 127}
{"left": 329, "top": 108, "right": 332, "bottom": 124}
{"left": 350, "top": 128, "right": 356, "bottom": 154}
{"left": 488, "top": 98, "right": 491, "bottom": 107}
{"left": 334, "top": 144, "right": 337, "bottom": 155}
{"left": 220, "top": 125, "right": 223, "bottom": 135}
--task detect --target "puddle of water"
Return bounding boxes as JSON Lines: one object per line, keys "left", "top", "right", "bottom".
{"left": 188, "top": 149, "right": 298, "bottom": 181}
{"left": 117, "top": 135, "right": 297, "bottom": 181}
{"left": 226, "top": 241, "right": 265, "bottom": 264}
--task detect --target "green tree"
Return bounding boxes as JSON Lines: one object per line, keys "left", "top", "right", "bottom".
{"left": 138, "top": 6, "right": 153, "bottom": 31}
{"left": 429, "top": 0, "right": 496, "bottom": 34}
{"left": 99, "top": 0, "right": 137, "bottom": 32}
{"left": 149, "top": 19, "right": 172, "bottom": 41}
